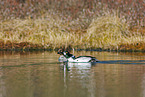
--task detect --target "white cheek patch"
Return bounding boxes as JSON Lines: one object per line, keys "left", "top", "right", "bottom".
{"left": 64, "top": 52, "right": 66, "bottom": 55}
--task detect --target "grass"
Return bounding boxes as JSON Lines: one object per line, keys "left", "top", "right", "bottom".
{"left": 85, "top": 12, "right": 144, "bottom": 50}
{"left": 0, "top": 0, "right": 144, "bottom": 51}
{"left": 0, "top": 14, "right": 77, "bottom": 50}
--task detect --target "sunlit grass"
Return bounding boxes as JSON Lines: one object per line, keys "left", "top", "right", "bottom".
{"left": 0, "top": 10, "right": 144, "bottom": 51}
{"left": 82, "top": 12, "right": 145, "bottom": 50}
{"left": 0, "top": 14, "right": 77, "bottom": 49}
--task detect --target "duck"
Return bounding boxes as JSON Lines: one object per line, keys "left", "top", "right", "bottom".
{"left": 58, "top": 50, "right": 99, "bottom": 63}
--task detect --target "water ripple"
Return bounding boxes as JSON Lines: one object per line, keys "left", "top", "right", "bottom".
{"left": 98, "top": 60, "right": 145, "bottom": 65}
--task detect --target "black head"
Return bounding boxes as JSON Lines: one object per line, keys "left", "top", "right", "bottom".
{"left": 62, "top": 51, "right": 73, "bottom": 58}
{"left": 63, "top": 51, "right": 69, "bottom": 55}
{"left": 58, "top": 50, "right": 73, "bottom": 58}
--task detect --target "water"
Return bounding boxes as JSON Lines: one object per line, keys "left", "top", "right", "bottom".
{"left": 0, "top": 51, "right": 145, "bottom": 97}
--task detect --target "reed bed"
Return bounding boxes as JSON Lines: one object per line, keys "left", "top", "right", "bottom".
{"left": 0, "top": 0, "right": 144, "bottom": 51}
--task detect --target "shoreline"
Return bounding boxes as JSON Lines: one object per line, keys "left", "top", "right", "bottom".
{"left": 0, "top": 1, "right": 144, "bottom": 52}
{"left": 0, "top": 41, "right": 144, "bottom": 52}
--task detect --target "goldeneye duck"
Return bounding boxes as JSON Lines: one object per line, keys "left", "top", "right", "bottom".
{"left": 58, "top": 51, "right": 99, "bottom": 63}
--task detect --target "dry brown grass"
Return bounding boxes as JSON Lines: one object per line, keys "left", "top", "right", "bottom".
{"left": 0, "top": 0, "right": 144, "bottom": 51}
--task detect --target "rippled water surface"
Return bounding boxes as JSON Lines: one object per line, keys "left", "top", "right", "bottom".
{"left": 0, "top": 51, "right": 145, "bottom": 97}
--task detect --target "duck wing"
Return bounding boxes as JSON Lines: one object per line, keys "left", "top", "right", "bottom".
{"left": 76, "top": 56, "right": 99, "bottom": 62}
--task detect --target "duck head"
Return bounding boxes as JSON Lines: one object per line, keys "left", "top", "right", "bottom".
{"left": 58, "top": 50, "right": 73, "bottom": 58}
{"left": 62, "top": 51, "right": 71, "bottom": 58}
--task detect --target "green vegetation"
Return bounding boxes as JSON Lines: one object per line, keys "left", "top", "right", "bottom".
{"left": 0, "top": 0, "right": 144, "bottom": 51}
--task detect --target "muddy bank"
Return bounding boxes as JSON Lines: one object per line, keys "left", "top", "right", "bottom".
{"left": 0, "top": 41, "right": 145, "bottom": 52}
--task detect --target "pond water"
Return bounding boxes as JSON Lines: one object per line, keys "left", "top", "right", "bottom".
{"left": 0, "top": 51, "right": 145, "bottom": 97}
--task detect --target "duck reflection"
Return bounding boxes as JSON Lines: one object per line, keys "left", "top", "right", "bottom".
{"left": 60, "top": 62, "right": 97, "bottom": 71}
{"left": 59, "top": 62, "right": 98, "bottom": 97}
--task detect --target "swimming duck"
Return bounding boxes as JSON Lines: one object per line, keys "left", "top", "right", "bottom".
{"left": 58, "top": 51, "right": 99, "bottom": 63}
